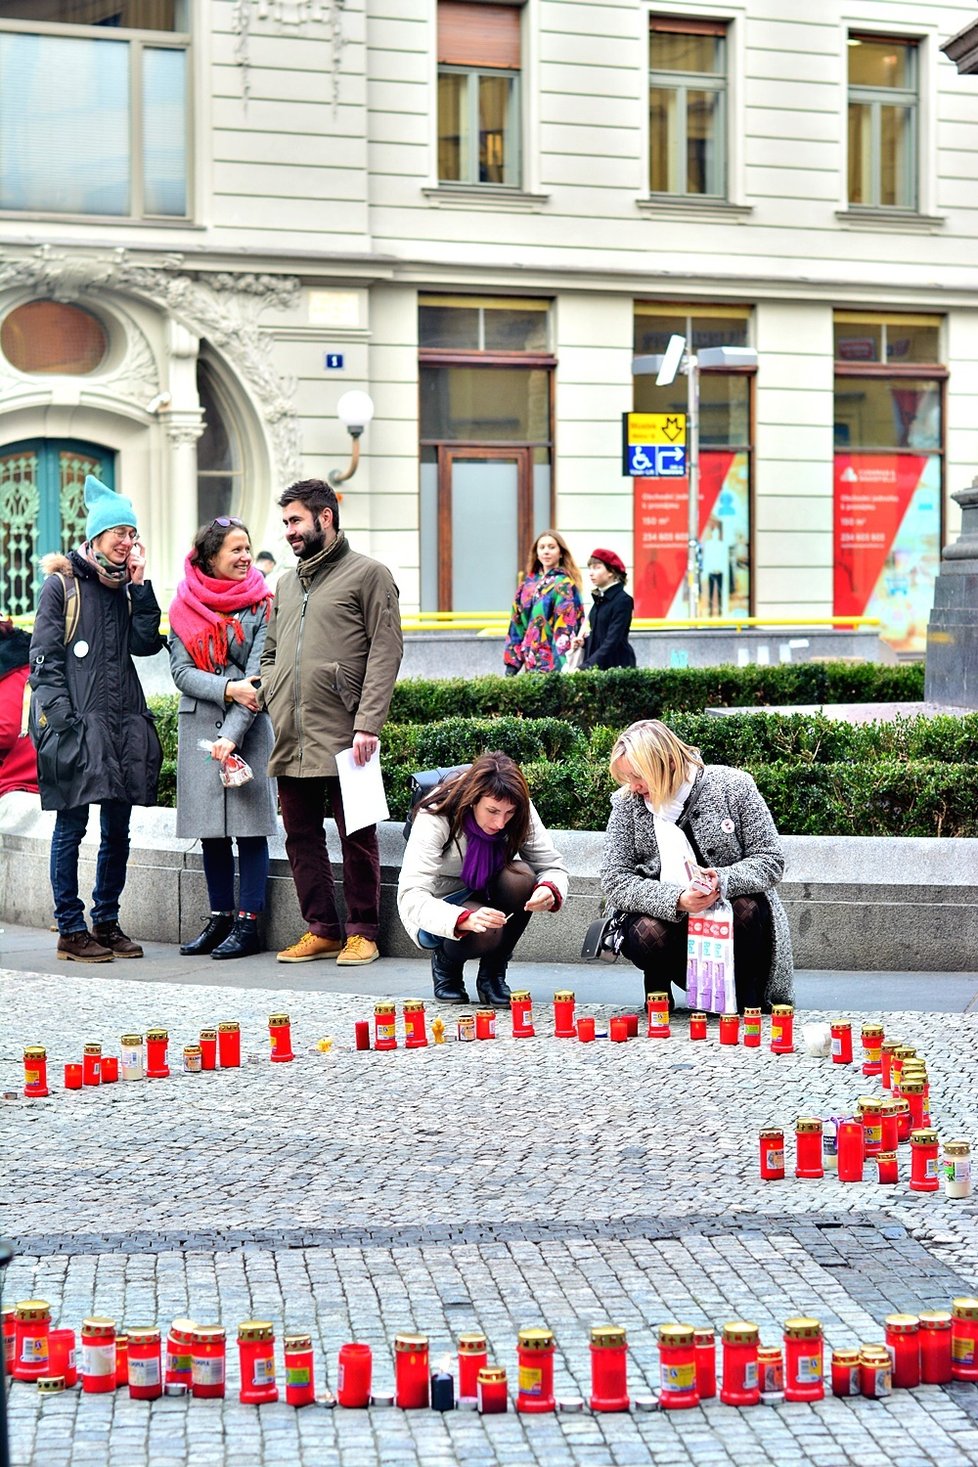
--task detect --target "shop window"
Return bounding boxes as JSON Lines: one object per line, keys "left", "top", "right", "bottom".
{"left": 847, "top": 34, "right": 918, "bottom": 209}
{"left": 632, "top": 304, "right": 752, "bottom": 620}
{"left": 437, "top": 1, "right": 521, "bottom": 186}
{"left": 833, "top": 311, "right": 943, "bottom": 652}
{"left": 649, "top": 17, "right": 727, "bottom": 197}
{"left": 0, "top": 1, "right": 189, "bottom": 219}
{"left": 1, "top": 301, "right": 108, "bottom": 375}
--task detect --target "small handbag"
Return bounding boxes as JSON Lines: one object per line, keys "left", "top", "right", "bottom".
{"left": 581, "top": 908, "right": 628, "bottom": 963}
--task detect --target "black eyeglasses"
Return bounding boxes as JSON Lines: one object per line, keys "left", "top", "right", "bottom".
{"left": 212, "top": 516, "right": 245, "bottom": 528}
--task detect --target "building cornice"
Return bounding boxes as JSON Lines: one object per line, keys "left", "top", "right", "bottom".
{"left": 942, "top": 16, "right": 978, "bottom": 73}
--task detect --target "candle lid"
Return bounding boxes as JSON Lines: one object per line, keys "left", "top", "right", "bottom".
{"left": 591, "top": 1325, "right": 627, "bottom": 1347}
{"left": 191, "top": 1325, "right": 226, "bottom": 1343}
{"left": 657, "top": 1324, "right": 692, "bottom": 1347}
{"left": 199, "top": 1029, "right": 217, "bottom": 1040}
{"left": 394, "top": 1333, "right": 428, "bottom": 1351}
{"left": 37, "top": 1376, "right": 65, "bottom": 1394}
{"left": 83, "top": 1042, "right": 102, "bottom": 1055}
{"left": 952, "top": 1298, "right": 978, "bottom": 1320}
{"left": 518, "top": 1328, "right": 554, "bottom": 1350}
{"left": 795, "top": 1117, "right": 822, "bottom": 1133}
{"left": 784, "top": 1318, "right": 821, "bottom": 1340}
{"left": 553, "top": 990, "right": 575, "bottom": 1002}
{"left": 369, "top": 1390, "right": 395, "bottom": 1406}
{"left": 690, "top": 1011, "right": 707, "bottom": 1021}
{"left": 884, "top": 1314, "right": 919, "bottom": 1334}
{"left": 899, "top": 1081, "right": 924, "bottom": 1094}
{"left": 876, "top": 1150, "right": 897, "bottom": 1163}
{"left": 81, "top": 1316, "right": 116, "bottom": 1336}
{"left": 647, "top": 992, "right": 669, "bottom": 1003}
{"left": 457, "top": 1333, "right": 487, "bottom": 1354}
{"left": 509, "top": 990, "right": 531, "bottom": 1002}
{"left": 268, "top": 1012, "right": 290, "bottom": 1025}
{"left": 861, "top": 1023, "right": 883, "bottom": 1036}
{"left": 831, "top": 1348, "right": 860, "bottom": 1365}
{"left": 237, "top": 1320, "right": 274, "bottom": 1342}
{"left": 14, "top": 1299, "right": 51, "bottom": 1321}
{"left": 880, "top": 1098, "right": 903, "bottom": 1115}
{"left": 127, "top": 1328, "right": 161, "bottom": 1345}
{"left": 881, "top": 1038, "right": 905, "bottom": 1053}
{"left": 477, "top": 1366, "right": 507, "bottom": 1384}
{"left": 759, "top": 1127, "right": 784, "bottom": 1140}
{"left": 722, "top": 1322, "right": 759, "bottom": 1344}
{"left": 475, "top": 1009, "right": 496, "bottom": 1021}
{"left": 402, "top": 1000, "right": 425, "bottom": 1013}
{"left": 945, "top": 1139, "right": 972, "bottom": 1156}
{"left": 374, "top": 1002, "right": 396, "bottom": 1015}
{"left": 918, "top": 1311, "right": 952, "bottom": 1329}
{"left": 831, "top": 1021, "right": 851, "bottom": 1032}
{"left": 145, "top": 1028, "right": 168, "bottom": 1041}
{"left": 859, "top": 1344, "right": 890, "bottom": 1361}
{"left": 856, "top": 1096, "right": 881, "bottom": 1112}
{"left": 771, "top": 1005, "right": 793, "bottom": 1015}
{"left": 284, "top": 1333, "right": 312, "bottom": 1351}
{"left": 217, "top": 1022, "right": 239, "bottom": 1032}
{"left": 757, "top": 1345, "right": 782, "bottom": 1361}
{"left": 120, "top": 1033, "right": 143, "bottom": 1045}
{"left": 556, "top": 1396, "right": 585, "bottom": 1412}
{"left": 692, "top": 1328, "right": 714, "bottom": 1345}
{"left": 165, "top": 1382, "right": 189, "bottom": 1396}
{"left": 23, "top": 1046, "right": 46, "bottom": 1059}
{"left": 910, "top": 1127, "right": 938, "bottom": 1144}
{"left": 169, "top": 1318, "right": 197, "bottom": 1342}
{"left": 183, "top": 1045, "right": 202, "bottom": 1056}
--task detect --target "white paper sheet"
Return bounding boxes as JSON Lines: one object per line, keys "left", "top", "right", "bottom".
{"left": 335, "top": 744, "right": 390, "bottom": 836}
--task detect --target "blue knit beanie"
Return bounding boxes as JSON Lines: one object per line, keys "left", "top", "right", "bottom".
{"left": 84, "top": 474, "right": 137, "bottom": 542}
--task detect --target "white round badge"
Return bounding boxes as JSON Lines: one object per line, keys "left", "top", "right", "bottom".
{"left": 721, "top": 817, "right": 735, "bottom": 833}
{"left": 73, "top": 640, "right": 90, "bottom": 659}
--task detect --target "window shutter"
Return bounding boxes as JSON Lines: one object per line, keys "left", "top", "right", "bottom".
{"left": 438, "top": 2, "right": 521, "bottom": 70}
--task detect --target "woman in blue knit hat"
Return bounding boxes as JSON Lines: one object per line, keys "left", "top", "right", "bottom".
{"left": 28, "top": 475, "right": 164, "bottom": 962}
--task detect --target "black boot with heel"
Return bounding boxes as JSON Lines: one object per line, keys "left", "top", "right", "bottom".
{"left": 431, "top": 946, "right": 469, "bottom": 1003}
{"left": 212, "top": 916, "right": 261, "bottom": 960}
{"left": 180, "top": 912, "right": 233, "bottom": 956}
{"left": 476, "top": 961, "right": 512, "bottom": 1008}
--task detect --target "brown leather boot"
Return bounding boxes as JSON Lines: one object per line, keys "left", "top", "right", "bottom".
{"left": 92, "top": 921, "right": 144, "bottom": 959}
{"left": 57, "top": 930, "right": 113, "bottom": 963}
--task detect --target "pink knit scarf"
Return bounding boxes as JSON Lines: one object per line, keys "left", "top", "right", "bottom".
{"left": 168, "top": 555, "right": 273, "bottom": 672}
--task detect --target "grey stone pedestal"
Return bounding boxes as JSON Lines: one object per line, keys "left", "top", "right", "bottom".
{"left": 925, "top": 481, "right": 978, "bottom": 708}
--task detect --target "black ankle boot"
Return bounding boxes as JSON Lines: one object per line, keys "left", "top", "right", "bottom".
{"left": 431, "top": 947, "right": 469, "bottom": 1003}
{"left": 476, "top": 963, "right": 512, "bottom": 1008}
{"left": 180, "top": 912, "right": 234, "bottom": 956}
{"left": 211, "top": 916, "right": 260, "bottom": 960}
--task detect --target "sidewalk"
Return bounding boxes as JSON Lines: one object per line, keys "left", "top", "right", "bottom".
{"left": 3, "top": 920, "right": 978, "bottom": 1012}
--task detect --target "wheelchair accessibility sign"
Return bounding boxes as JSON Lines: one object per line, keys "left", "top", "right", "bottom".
{"left": 622, "top": 413, "right": 687, "bottom": 477}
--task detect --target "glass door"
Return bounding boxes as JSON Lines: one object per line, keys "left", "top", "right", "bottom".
{"left": 436, "top": 447, "right": 533, "bottom": 612}
{"left": 0, "top": 438, "right": 114, "bottom": 617}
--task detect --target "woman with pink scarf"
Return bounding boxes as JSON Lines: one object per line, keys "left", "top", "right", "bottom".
{"left": 169, "top": 518, "right": 276, "bottom": 960}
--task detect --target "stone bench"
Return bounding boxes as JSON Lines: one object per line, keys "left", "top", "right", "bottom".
{"left": 1, "top": 793, "right": 973, "bottom": 971}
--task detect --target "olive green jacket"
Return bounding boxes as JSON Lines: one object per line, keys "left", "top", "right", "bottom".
{"left": 260, "top": 533, "right": 403, "bottom": 778}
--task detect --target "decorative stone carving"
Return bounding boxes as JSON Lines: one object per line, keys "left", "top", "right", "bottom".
{"left": 0, "top": 246, "right": 303, "bottom": 483}
{"left": 99, "top": 319, "right": 161, "bottom": 406}
{"left": 230, "top": 0, "right": 347, "bottom": 107}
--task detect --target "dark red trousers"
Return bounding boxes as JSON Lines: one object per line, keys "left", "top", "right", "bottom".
{"left": 277, "top": 775, "right": 380, "bottom": 941}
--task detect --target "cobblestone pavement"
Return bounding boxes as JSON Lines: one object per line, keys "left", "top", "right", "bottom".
{"left": 4, "top": 967, "right": 978, "bottom": 1466}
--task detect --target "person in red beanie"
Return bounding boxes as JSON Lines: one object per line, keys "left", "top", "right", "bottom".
{"left": 0, "top": 617, "right": 38, "bottom": 799}
{"left": 577, "top": 548, "right": 636, "bottom": 670}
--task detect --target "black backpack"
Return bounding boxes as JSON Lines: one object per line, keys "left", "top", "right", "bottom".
{"left": 402, "top": 765, "right": 471, "bottom": 841}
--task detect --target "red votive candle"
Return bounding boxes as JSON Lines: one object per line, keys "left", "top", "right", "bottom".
{"left": 794, "top": 1118, "right": 824, "bottom": 1179}
{"left": 268, "top": 1012, "right": 294, "bottom": 1062}
{"left": 403, "top": 1000, "right": 428, "bottom": 1049}
{"left": 719, "top": 1013, "right": 739, "bottom": 1045}
{"left": 516, "top": 1328, "right": 555, "bottom": 1413}
{"left": 23, "top": 1046, "right": 49, "bottom": 1098}
{"left": 742, "top": 1008, "right": 761, "bottom": 1048}
{"left": 885, "top": 1315, "right": 920, "bottom": 1389}
{"left": 82, "top": 1042, "right": 101, "bottom": 1086}
{"left": 199, "top": 1030, "right": 217, "bottom": 1070}
{"left": 760, "top": 1128, "right": 785, "bottom": 1180}
{"left": 646, "top": 992, "right": 670, "bottom": 1039}
{"left": 609, "top": 1017, "right": 628, "bottom": 1043}
{"left": 624, "top": 1013, "right": 639, "bottom": 1039}
{"left": 100, "top": 1056, "right": 119, "bottom": 1083}
{"left": 577, "top": 1016, "right": 595, "bottom": 1043}
{"left": 64, "top": 1063, "right": 82, "bottom": 1090}
{"left": 553, "top": 990, "right": 575, "bottom": 1038}
{"left": 354, "top": 1021, "right": 371, "bottom": 1051}
{"left": 394, "top": 1333, "right": 429, "bottom": 1409}
{"left": 720, "top": 1322, "right": 760, "bottom": 1406}
{"left": 591, "top": 1325, "right": 630, "bottom": 1412}
{"left": 510, "top": 991, "right": 535, "bottom": 1038}
{"left": 689, "top": 1012, "right": 707, "bottom": 1041}
{"left": 770, "top": 1005, "right": 794, "bottom": 1054}
{"left": 337, "top": 1342, "right": 372, "bottom": 1406}
{"left": 217, "top": 1022, "right": 240, "bottom": 1068}
{"left": 919, "top": 1311, "right": 952, "bottom": 1385}
{"left": 830, "top": 1021, "right": 853, "bottom": 1065}
{"left": 457, "top": 1333, "right": 488, "bottom": 1399}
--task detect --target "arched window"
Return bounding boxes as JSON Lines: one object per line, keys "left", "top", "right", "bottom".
{"left": 196, "top": 354, "right": 243, "bottom": 526}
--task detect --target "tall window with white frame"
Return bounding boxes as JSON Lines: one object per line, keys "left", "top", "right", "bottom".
{"left": 847, "top": 33, "right": 918, "bottom": 210}
{"left": 0, "top": 1, "right": 190, "bottom": 220}
{"left": 649, "top": 17, "right": 727, "bottom": 198}
{"left": 437, "top": 0, "right": 521, "bottom": 187}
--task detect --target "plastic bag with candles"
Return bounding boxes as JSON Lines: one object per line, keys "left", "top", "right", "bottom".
{"left": 197, "top": 740, "right": 253, "bottom": 787}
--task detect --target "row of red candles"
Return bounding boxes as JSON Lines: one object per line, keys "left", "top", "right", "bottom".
{"left": 8, "top": 1306, "right": 978, "bottom": 1410}
{"left": 19, "top": 999, "right": 805, "bottom": 1098}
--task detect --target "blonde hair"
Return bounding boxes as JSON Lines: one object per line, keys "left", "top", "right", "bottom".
{"left": 526, "top": 528, "right": 583, "bottom": 592}
{"left": 609, "top": 720, "right": 703, "bottom": 809}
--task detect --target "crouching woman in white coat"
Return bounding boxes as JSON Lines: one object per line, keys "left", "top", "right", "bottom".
{"left": 397, "top": 751, "right": 568, "bottom": 1006}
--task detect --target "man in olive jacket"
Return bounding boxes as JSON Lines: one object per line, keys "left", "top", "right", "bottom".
{"left": 260, "top": 478, "right": 403, "bottom": 965}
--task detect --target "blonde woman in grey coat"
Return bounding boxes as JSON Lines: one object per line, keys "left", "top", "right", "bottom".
{"left": 168, "top": 519, "right": 276, "bottom": 959}
{"left": 601, "top": 720, "right": 793, "bottom": 1011}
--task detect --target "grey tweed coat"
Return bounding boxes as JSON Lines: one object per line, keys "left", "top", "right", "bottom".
{"left": 600, "top": 764, "right": 794, "bottom": 1005}
{"left": 169, "top": 603, "right": 277, "bottom": 841}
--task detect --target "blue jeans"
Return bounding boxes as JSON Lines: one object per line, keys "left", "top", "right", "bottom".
{"left": 51, "top": 800, "right": 132, "bottom": 936}
{"left": 418, "top": 888, "right": 471, "bottom": 949}
{"left": 201, "top": 837, "right": 270, "bottom": 913}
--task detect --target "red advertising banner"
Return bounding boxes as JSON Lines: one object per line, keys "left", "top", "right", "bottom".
{"left": 633, "top": 451, "right": 746, "bottom": 618}
{"left": 833, "top": 452, "right": 939, "bottom": 651}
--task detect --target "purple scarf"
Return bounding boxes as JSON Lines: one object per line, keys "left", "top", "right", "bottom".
{"left": 460, "top": 809, "right": 508, "bottom": 892}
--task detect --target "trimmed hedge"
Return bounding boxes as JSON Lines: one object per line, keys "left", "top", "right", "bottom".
{"left": 388, "top": 661, "right": 925, "bottom": 731}
{"left": 147, "top": 662, "right": 978, "bottom": 836}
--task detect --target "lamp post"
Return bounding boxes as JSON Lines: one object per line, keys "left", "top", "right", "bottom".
{"left": 327, "top": 390, "right": 375, "bottom": 489}
{"left": 632, "top": 339, "right": 757, "bottom": 619}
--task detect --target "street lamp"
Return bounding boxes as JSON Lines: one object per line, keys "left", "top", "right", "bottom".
{"left": 632, "top": 339, "right": 758, "bottom": 619}
{"left": 328, "top": 390, "right": 375, "bottom": 489}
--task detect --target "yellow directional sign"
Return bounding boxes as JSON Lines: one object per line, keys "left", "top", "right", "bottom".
{"left": 627, "top": 413, "right": 686, "bottom": 446}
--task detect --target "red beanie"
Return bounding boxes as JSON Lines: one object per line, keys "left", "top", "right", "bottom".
{"left": 589, "top": 547, "right": 627, "bottom": 578}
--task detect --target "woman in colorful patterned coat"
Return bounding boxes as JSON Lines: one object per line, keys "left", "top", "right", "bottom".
{"left": 503, "top": 528, "right": 584, "bottom": 674}
{"left": 600, "top": 719, "right": 794, "bottom": 1011}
